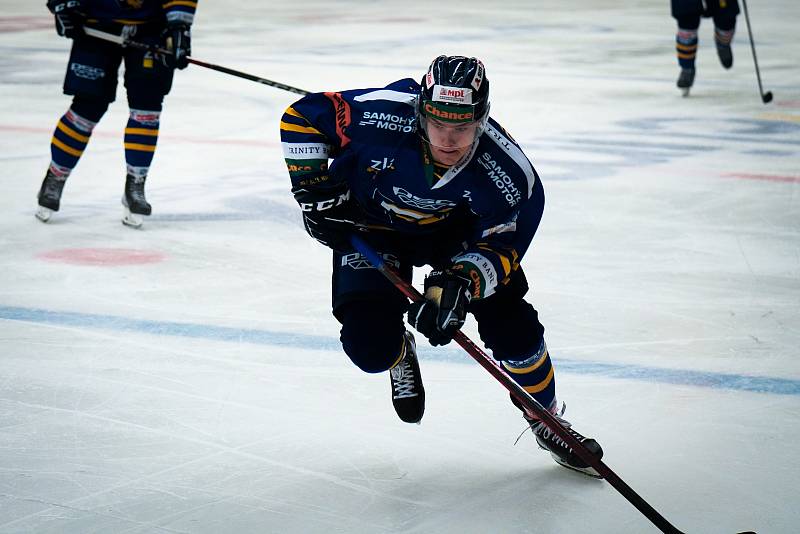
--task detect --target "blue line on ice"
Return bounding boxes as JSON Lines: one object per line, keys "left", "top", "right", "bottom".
{"left": 2, "top": 305, "right": 798, "bottom": 397}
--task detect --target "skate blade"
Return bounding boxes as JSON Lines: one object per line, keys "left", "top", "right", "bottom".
{"left": 35, "top": 206, "right": 53, "bottom": 222}
{"left": 550, "top": 452, "right": 603, "bottom": 479}
{"left": 122, "top": 208, "right": 144, "bottom": 228}
{"left": 681, "top": 87, "right": 691, "bottom": 97}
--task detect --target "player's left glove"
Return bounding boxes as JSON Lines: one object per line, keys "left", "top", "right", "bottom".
{"left": 408, "top": 268, "right": 473, "bottom": 346}
{"left": 161, "top": 22, "right": 191, "bottom": 69}
{"left": 294, "top": 184, "right": 364, "bottom": 252}
{"left": 47, "top": 0, "right": 84, "bottom": 39}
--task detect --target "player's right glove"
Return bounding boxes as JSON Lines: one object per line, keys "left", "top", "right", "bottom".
{"left": 294, "top": 184, "right": 362, "bottom": 252}
{"left": 47, "top": 0, "right": 84, "bottom": 39}
{"left": 408, "top": 269, "right": 473, "bottom": 346}
{"left": 161, "top": 21, "right": 192, "bottom": 69}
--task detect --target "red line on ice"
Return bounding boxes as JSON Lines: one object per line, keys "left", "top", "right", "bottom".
{"left": 721, "top": 173, "right": 800, "bottom": 184}
{"left": 37, "top": 248, "right": 166, "bottom": 266}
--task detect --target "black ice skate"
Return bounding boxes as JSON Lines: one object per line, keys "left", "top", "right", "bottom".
{"left": 122, "top": 173, "right": 152, "bottom": 228}
{"left": 677, "top": 68, "right": 695, "bottom": 97}
{"left": 389, "top": 331, "right": 425, "bottom": 424}
{"left": 715, "top": 38, "right": 733, "bottom": 69}
{"left": 36, "top": 169, "right": 67, "bottom": 222}
{"left": 524, "top": 405, "right": 604, "bottom": 478}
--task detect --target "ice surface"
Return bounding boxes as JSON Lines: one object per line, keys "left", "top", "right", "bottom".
{"left": 1, "top": 1, "right": 798, "bottom": 532}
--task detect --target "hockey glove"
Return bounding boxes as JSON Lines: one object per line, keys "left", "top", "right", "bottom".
{"left": 408, "top": 269, "right": 473, "bottom": 346}
{"left": 161, "top": 22, "right": 191, "bottom": 69}
{"left": 295, "top": 184, "right": 362, "bottom": 252}
{"left": 47, "top": 0, "right": 83, "bottom": 39}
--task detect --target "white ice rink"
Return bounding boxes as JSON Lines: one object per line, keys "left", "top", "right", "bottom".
{"left": 1, "top": 1, "right": 799, "bottom": 532}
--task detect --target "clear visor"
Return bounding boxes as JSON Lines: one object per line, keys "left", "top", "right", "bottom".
{"left": 419, "top": 100, "right": 489, "bottom": 150}
{"left": 420, "top": 114, "right": 481, "bottom": 150}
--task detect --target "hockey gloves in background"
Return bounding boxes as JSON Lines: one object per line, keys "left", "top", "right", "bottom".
{"left": 408, "top": 269, "right": 473, "bottom": 346}
{"left": 295, "top": 184, "right": 361, "bottom": 252}
{"left": 47, "top": 0, "right": 83, "bottom": 39}
{"left": 162, "top": 22, "right": 191, "bottom": 69}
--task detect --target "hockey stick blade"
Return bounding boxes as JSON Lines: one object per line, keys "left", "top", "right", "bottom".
{"left": 741, "top": 0, "right": 773, "bottom": 105}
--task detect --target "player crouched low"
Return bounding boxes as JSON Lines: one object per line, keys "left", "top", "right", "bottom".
{"left": 280, "top": 55, "right": 603, "bottom": 477}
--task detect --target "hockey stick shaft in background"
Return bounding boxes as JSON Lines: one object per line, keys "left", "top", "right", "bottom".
{"left": 82, "top": 27, "right": 311, "bottom": 95}
{"left": 349, "top": 235, "right": 691, "bottom": 534}
{"left": 740, "top": 0, "right": 773, "bottom": 104}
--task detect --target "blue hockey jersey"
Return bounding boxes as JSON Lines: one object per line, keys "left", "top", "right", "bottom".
{"left": 77, "top": 0, "right": 197, "bottom": 26}
{"left": 280, "top": 78, "right": 544, "bottom": 299}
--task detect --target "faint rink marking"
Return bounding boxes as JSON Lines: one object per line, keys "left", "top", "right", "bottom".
{"left": 720, "top": 172, "right": 800, "bottom": 184}
{"left": 0, "top": 124, "right": 278, "bottom": 147}
{"left": 0, "top": 398, "right": 434, "bottom": 531}
{"left": 0, "top": 492, "right": 189, "bottom": 534}
{"left": 521, "top": 116, "right": 799, "bottom": 180}
{"left": 0, "top": 16, "right": 52, "bottom": 33}
{"left": 2, "top": 305, "right": 799, "bottom": 397}
{"left": 0, "top": 432, "right": 385, "bottom": 532}
{"left": 758, "top": 113, "right": 800, "bottom": 123}
{"left": 37, "top": 248, "right": 166, "bottom": 266}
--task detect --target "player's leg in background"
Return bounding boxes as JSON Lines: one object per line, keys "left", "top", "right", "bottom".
{"left": 671, "top": 0, "right": 704, "bottom": 95}
{"left": 119, "top": 32, "right": 175, "bottom": 227}
{"left": 711, "top": 0, "right": 740, "bottom": 69}
{"left": 36, "top": 38, "right": 119, "bottom": 221}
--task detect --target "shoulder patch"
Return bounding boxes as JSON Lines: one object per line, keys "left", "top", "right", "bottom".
{"left": 353, "top": 89, "right": 417, "bottom": 106}
{"left": 483, "top": 123, "right": 536, "bottom": 197}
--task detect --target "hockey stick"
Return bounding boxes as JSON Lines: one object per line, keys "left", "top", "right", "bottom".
{"left": 740, "top": 0, "right": 773, "bottom": 104}
{"left": 82, "top": 27, "right": 311, "bottom": 95}
{"left": 350, "top": 234, "right": 758, "bottom": 534}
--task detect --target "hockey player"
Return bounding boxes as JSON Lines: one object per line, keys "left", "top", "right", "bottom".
{"left": 280, "top": 56, "right": 604, "bottom": 476}
{"left": 672, "top": 0, "right": 740, "bottom": 96}
{"left": 37, "top": 0, "right": 197, "bottom": 227}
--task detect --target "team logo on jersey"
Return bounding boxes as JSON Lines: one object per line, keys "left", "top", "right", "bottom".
{"left": 477, "top": 152, "right": 522, "bottom": 207}
{"left": 487, "top": 125, "right": 513, "bottom": 152}
{"left": 358, "top": 112, "right": 414, "bottom": 133}
{"left": 70, "top": 63, "right": 105, "bottom": 80}
{"left": 282, "top": 142, "right": 330, "bottom": 160}
{"left": 481, "top": 216, "right": 518, "bottom": 238}
{"left": 392, "top": 187, "right": 457, "bottom": 210}
{"left": 324, "top": 92, "right": 352, "bottom": 147}
{"left": 341, "top": 252, "right": 400, "bottom": 270}
{"left": 367, "top": 157, "right": 395, "bottom": 174}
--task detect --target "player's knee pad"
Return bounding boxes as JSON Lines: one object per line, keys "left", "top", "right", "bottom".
{"left": 127, "top": 94, "right": 164, "bottom": 112}
{"left": 70, "top": 95, "right": 110, "bottom": 123}
{"left": 714, "top": 14, "right": 736, "bottom": 32}
{"left": 470, "top": 270, "right": 544, "bottom": 360}
{"left": 675, "top": 15, "right": 701, "bottom": 30}
{"left": 338, "top": 302, "right": 406, "bottom": 374}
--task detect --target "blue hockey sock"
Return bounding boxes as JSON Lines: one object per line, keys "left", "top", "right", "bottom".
{"left": 503, "top": 339, "right": 557, "bottom": 413}
{"left": 124, "top": 109, "right": 160, "bottom": 176}
{"left": 676, "top": 28, "right": 698, "bottom": 70}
